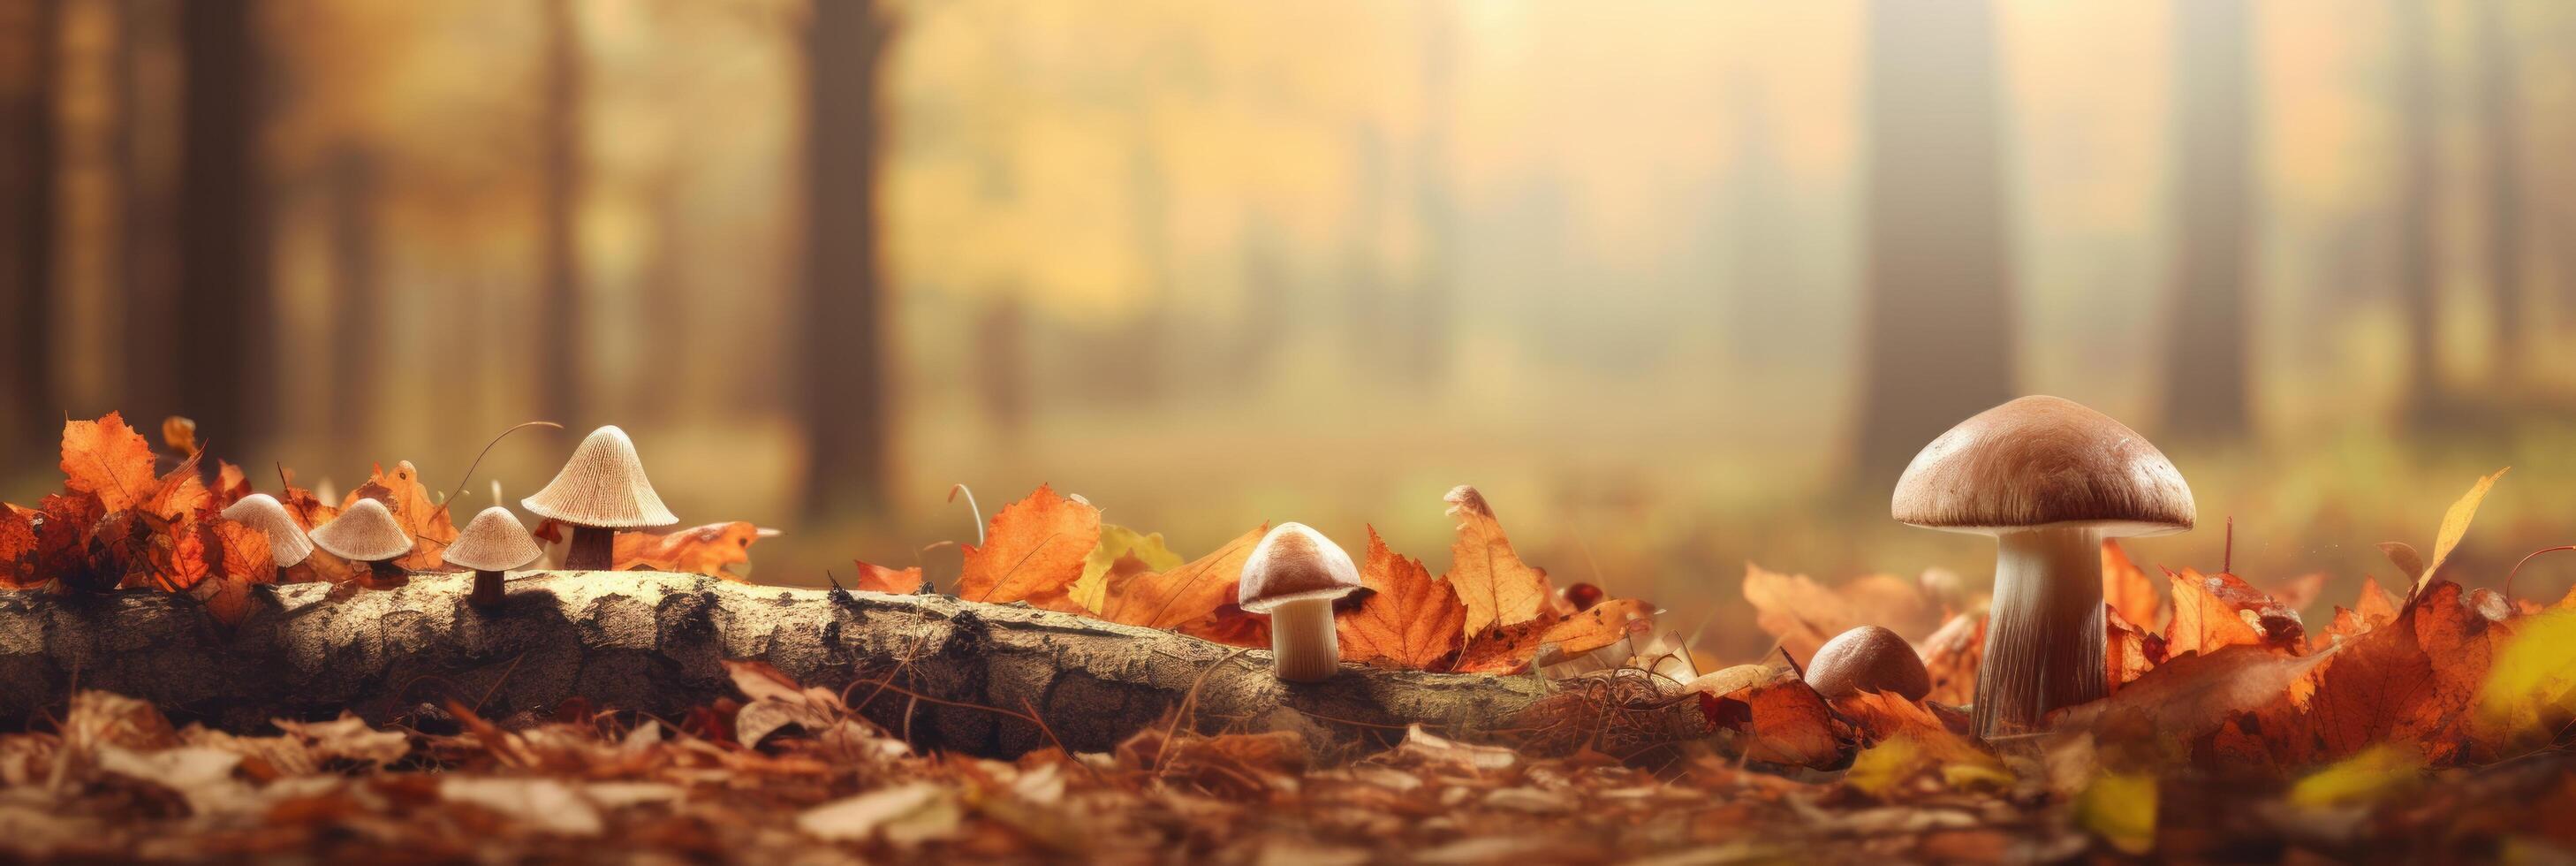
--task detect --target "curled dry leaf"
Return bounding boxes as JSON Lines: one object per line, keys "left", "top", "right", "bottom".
{"left": 2102, "top": 540, "right": 2160, "bottom": 631}
{"left": 59, "top": 413, "right": 158, "bottom": 513}
{"left": 1443, "top": 485, "right": 1549, "bottom": 637}
{"left": 852, "top": 559, "right": 925, "bottom": 594}
{"left": 2165, "top": 569, "right": 2301, "bottom": 657}
{"left": 1095, "top": 525, "right": 1265, "bottom": 629}
{"left": 1702, "top": 666, "right": 1849, "bottom": 769}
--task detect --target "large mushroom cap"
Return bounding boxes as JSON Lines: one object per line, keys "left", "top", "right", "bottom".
{"left": 309, "top": 498, "right": 414, "bottom": 562}
{"left": 522, "top": 425, "right": 678, "bottom": 529}
{"left": 1238, "top": 522, "right": 1362, "bottom": 613}
{"left": 1891, "top": 396, "right": 2194, "bottom": 536}
{"left": 444, "top": 506, "right": 543, "bottom": 572}
{"left": 220, "top": 493, "right": 314, "bottom": 567}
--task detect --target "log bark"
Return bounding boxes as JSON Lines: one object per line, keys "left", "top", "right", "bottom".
{"left": 0, "top": 573, "right": 1562, "bottom": 758}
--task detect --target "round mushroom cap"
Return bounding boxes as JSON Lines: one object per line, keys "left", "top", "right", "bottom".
{"left": 308, "top": 498, "right": 414, "bottom": 563}
{"left": 522, "top": 425, "right": 678, "bottom": 530}
{"left": 220, "top": 493, "right": 315, "bottom": 567}
{"left": 1891, "top": 395, "right": 2194, "bottom": 536}
{"left": 444, "top": 506, "right": 543, "bottom": 572}
{"left": 1804, "top": 625, "right": 1932, "bottom": 701}
{"left": 1238, "top": 522, "right": 1362, "bottom": 613}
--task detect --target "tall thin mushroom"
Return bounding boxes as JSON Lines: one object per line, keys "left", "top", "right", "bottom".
{"left": 307, "top": 498, "right": 416, "bottom": 586}
{"left": 446, "top": 506, "right": 542, "bottom": 609}
{"left": 219, "top": 493, "right": 316, "bottom": 583}
{"left": 522, "top": 425, "right": 678, "bottom": 570}
{"left": 1892, "top": 395, "right": 2193, "bottom": 739}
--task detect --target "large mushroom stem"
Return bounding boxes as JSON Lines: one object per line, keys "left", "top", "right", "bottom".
{"left": 564, "top": 526, "right": 615, "bottom": 571}
{"left": 1975, "top": 525, "right": 2107, "bottom": 739}
{"left": 1267, "top": 597, "right": 1341, "bottom": 682}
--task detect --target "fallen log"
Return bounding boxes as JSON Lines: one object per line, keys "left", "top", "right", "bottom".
{"left": 0, "top": 573, "right": 1604, "bottom": 757}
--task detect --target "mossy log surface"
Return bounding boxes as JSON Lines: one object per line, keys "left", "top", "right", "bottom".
{"left": 0, "top": 573, "right": 1564, "bottom": 756}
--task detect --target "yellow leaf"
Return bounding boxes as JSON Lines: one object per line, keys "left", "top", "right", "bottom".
{"left": 2075, "top": 771, "right": 2157, "bottom": 856}
{"left": 2475, "top": 607, "right": 2576, "bottom": 747}
{"left": 2287, "top": 743, "right": 2425, "bottom": 809}
{"left": 2416, "top": 467, "right": 2508, "bottom": 596}
{"left": 1069, "top": 524, "right": 1182, "bottom": 614}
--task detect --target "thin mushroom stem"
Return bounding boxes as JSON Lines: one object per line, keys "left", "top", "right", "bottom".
{"left": 1266, "top": 597, "right": 1341, "bottom": 682}
{"left": 365, "top": 559, "right": 411, "bottom": 587}
{"left": 1975, "top": 525, "right": 2108, "bottom": 739}
{"left": 469, "top": 569, "right": 506, "bottom": 609}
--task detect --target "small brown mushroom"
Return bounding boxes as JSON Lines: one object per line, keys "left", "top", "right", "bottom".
{"left": 307, "top": 498, "right": 415, "bottom": 584}
{"left": 1893, "top": 395, "right": 2194, "bottom": 739}
{"left": 521, "top": 425, "right": 677, "bottom": 570}
{"left": 1803, "top": 625, "right": 1931, "bottom": 701}
{"left": 1238, "top": 522, "right": 1363, "bottom": 682}
{"left": 218, "top": 493, "right": 315, "bottom": 582}
{"left": 446, "top": 506, "right": 542, "bottom": 609}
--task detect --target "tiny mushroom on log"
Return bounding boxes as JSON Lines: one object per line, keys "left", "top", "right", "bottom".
{"left": 1238, "top": 522, "right": 1364, "bottom": 682}
{"left": 521, "top": 425, "right": 677, "bottom": 571}
{"left": 218, "top": 493, "right": 316, "bottom": 582}
{"left": 446, "top": 506, "right": 543, "bottom": 609}
{"left": 1893, "top": 395, "right": 2194, "bottom": 740}
{"left": 1803, "top": 625, "right": 1931, "bottom": 702}
{"left": 307, "top": 498, "right": 416, "bottom": 584}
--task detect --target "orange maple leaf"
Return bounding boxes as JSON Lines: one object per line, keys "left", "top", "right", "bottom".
{"left": 2102, "top": 540, "right": 2161, "bottom": 631}
{"left": 1442, "top": 485, "right": 1549, "bottom": 638}
{"left": 2165, "top": 569, "right": 2302, "bottom": 657}
{"left": 143, "top": 451, "right": 212, "bottom": 522}
{"left": 1337, "top": 527, "right": 1466, "bottom": 670}
{"left": 2215, "top": 581, "right": 2514, "bottom": 771}
{"left": 851, "top": 559, "right": 923, "bottom": 594}
{"left": 342, "top": 461, "right": 456, "bottom": 571}
{"left": 615, "top": 521, "right": 772, "bottom": 580}
{"left": 956, "top": 485, "right": 1100, "bottom": 609}
{"left": 211, "top": 460, "right": 253, "bottom": 507}
{"left": 60, "top": 412, "right": 160, "bottom": 513}
{"left": 1703, "top": 668, "right": 1849, "bottom": 768}
{"left": 1095, "top": 526, "right": 1265, "bottom": 630}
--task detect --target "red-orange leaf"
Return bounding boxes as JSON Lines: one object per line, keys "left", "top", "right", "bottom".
{"left": 615, "top": 521, "right": 770, "bottom": 581}
{"left": 2166, "top": 569, "right": 2299, "bottom": 657}
{"left": 342, "top": 461, "right": 456, "bottom": 570}
{"left": 1442, "top": 485, "right": 1549, "bottom": 637}
{"left": 0, "top": 508, "right": 37, "bottom": 588}
{"left": 1096, "top": 526, "right": 1265, "bottom": 629}
{"left": 1337, "top": 527, "right": 1466, "bottom": 670}
{"left": 957, "top": 485, "right": 1100, "bottom": 609}
{"left": 2102, "top": 540, "right": 2161, "bottom": 631}
{"left": 851, "top": 560, "right": 923, "bottom": 594}
{"left": 2106, "top": 604, "right": 2165, "bottom": 692}
{"left": 60, "top": 412, "right": 159, "bottom": 513}
{"left": 211, "top": 460, "right": 253, "bottom": 507}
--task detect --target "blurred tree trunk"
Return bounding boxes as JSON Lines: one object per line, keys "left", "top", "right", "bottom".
{"left": 1853, "top": 0, "right": 2017, "bottom": 485}
{"left": 1343, "top": 122, "right": 1387, "bottom": 367}
{"left": 2474, "top": 0, "right": 2524, "bottom": 380}
{"left": 175, "top": 0, "right": 271, "bottom": 456}
{"left": 1405, "top": 4, "right": 1457, "bottom": 388}
{"left": 799, "top": 0, "right": 895, "bottom": 519}
{"left": 325, "top": 147, "right": 379, "bottom": 450}
{"left": 1119, "top": 128, "right": 1171, "bottom": 401}
{"left": 536, "top": 0, "right": 582, "bottom": 427}
{"left": 640, "top": 176, "right": 687, "bottom": 423}
{"left": 974, "top": 291, "right": 1028, "bottom": 444}
{"left": 2158, "top": 0, "right": 2254, "bottom": 437}
{"left": 1, "top": 0, "right": 57, "bottom": 462}
{"left": 1724, "top": 83, "right": 1800, "bottom": 366}
{"left": 119, "top": 0, "right": 181, "bottom": 424}
{"left": 2394, "top": 0, "right": 2442, "bottom": 420}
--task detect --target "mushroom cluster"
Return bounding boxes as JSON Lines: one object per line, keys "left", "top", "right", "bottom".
{"left": 1892, "top": 395, "right": 2194, "bottom": 739}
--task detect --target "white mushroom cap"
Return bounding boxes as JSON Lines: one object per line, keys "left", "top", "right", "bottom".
{"left": 1238, "top": 522, "right": 1362, "bottom": 613}
{"left": 220, "top": 493, "right": 314, "bottom": 567}
{"left": 521, "top": 425, "right": 678, "bottom": 529}
{"left": 308, "top": 498, "right": 414, "bottom": 563}
{"left": 1891, "top": 396, "right": 2195, "bottom": 538}
{"left": 443, "top": 506, "right": 543, "bottom": 572}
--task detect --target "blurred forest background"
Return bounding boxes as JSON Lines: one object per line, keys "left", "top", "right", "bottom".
{"left": 5, "top": 0, "right": 2576, "bottom": 658}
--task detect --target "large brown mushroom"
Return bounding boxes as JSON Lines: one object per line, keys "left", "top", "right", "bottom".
{"left": 446, "top": 506, "right": 542, "bottom": 609}
{"left": 307, "top": 498, "right": 415, "bottom": 585}
{"left": 1893, "top": 395, "right": 2193, "bottom": 739}
{"left": 522, "top": 425, "right": 677, "bottom": 570}
{"left": 1238, "top": 522, "right": 1363, "bottom": 682}
{"left": 219, "top": 493, "right": 315, "bottom": 582}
